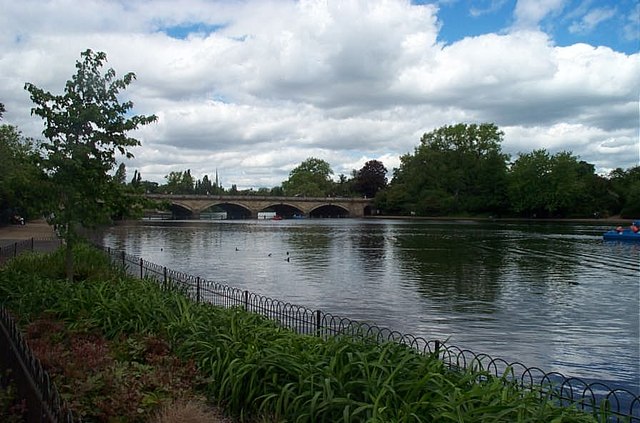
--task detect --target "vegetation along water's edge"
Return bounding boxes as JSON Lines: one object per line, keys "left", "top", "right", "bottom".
{"left": 0, "top": 243, "right": 620, "bottom": 422}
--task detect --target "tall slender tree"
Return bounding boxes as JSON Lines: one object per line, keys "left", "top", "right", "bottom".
{"left": 25, "top": 49, "right": 156, "bottom": 281}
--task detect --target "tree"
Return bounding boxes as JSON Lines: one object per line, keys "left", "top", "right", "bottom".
{"left": 24, "top": 49, "right": 157, "bottom": 281}
{"left": 383, "top": 123, "right": 509, "bottom": 215}
{"left": 332, "top": 173, "right": 353, "bottom": 197}
{"left": 508, "top": 150, "right": 604, "bottom": 218}
{"left": 194, "top": 174, "right": 217, "bottom": 195}
{"left": 0, "top": 124, "right": 44, "bottom": 222}
{"left": 163, "top": 170, "right": 195, "bottom": 194}
{"left": 609, "top": 166, "right": 640, "bottom": 218}
{"left": 353, "top": 160, "right": 387, "bottom": 198}
{"left": 130, "top": 169, "right": 142, "bottom": 187}
{"left": 282, "top": 157, "right": 334, "bottom": 197}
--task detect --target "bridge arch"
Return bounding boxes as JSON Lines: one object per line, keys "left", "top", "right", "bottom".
{"left": 168, "top": 202, "right": 196, "bottom": 219}
{"left": 308, "top": 204, "right": 350, "bottom": 218}
{"left": 198, "top": 201, "right": 253, "bottom": 219}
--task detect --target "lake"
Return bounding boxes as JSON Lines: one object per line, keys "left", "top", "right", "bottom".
{"left": 102, "top": 218, "right": 640, "bottom": 393}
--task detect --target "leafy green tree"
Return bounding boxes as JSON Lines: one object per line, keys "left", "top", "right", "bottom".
{"left": 609, "top": 166, "right": 640, "bottom": 218}
{"left": 130, "top": 169, "right": 142, "bottom": 187}
{"left": 24, "top": 49, "right": 157, "bottom": 281}
{"left": 114, "top": 163, "right": 127, "bottom": 185}
{"left": 0, "top": 124, "right": 44, "bottom": 222}
{"left": 195, "top": 174, "right": 213, "bottom": 195}
{"left": 384, "top": 123, "right": 509, "bottom": 215}
{"left": 332, "top": 173, "right": 353, "bottom": 197}
{"left": 163, "top": 170, "right": 195, "bottom": 194}
{"left": 139, "top": 180, "right": 159, "bottom": 193}
{"left": 353, "top": 160, "right": 387, "bottom": 198}
{"left": 282, "top": 157, "right": 334, "bottom": 197}
{"left": 508, "top": 150, "right": 605, "bottom": 218}
{"left": 507, "top": 149, "right": 551, "bottom": 217}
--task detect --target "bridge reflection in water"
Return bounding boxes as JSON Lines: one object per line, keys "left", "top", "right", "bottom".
{"left": 144, "top": 194, "right": 374, "bottom": 219}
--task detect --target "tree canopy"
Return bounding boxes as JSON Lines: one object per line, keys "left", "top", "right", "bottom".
{"left": 24, "top": 49, "right": 156, "bottom": 280}
{"left": 353, "top": 160, "right": 388, "bottom": 198}
{"left": 282, "top": 157, "right": 334, "bottom": 197}
{"left": 379, "top": 123, "right": 509, "bottom": 216}
{"left": 0, "top": 123, "right": 44, "bottom": 222}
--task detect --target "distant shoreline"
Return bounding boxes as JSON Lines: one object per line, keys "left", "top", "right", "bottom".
{"left": 118, "top": 215, "right": 631, "bottom": 226}
{"left": 366, "top": 215, "right": 629, "bottom": 224}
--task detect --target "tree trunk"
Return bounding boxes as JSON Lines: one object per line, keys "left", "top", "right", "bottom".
{"left": 65, "top": 238, "right": 74, "bottom": 283}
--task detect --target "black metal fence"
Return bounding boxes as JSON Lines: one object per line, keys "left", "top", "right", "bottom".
{"left": 0, "top": 238, "right": 35, "bottom": 262}
{"left": 102, "top": 246, "right": 639, "bottom": 422}
{"left": 0, "top": 307, "right": 74, "bottom": 422}
{"left": 0, "top": 237, "right": 62, "bottom": 264}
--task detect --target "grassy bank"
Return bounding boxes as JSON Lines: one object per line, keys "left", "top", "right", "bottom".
{"left": 0, "top": 244, "right": 602, "bottom": 422}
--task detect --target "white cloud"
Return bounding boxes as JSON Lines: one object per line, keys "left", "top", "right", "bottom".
{"left": 568, "top": 7, "right": 616, "bottom": 34}
{"left": 1, "top": 0, "right": 638, "bottom": 189}
{"left": 470, "top": 0, "right": 510, "bottom": 18}
{"left": 512, "top": 0, "right": 567, "bottom": 29}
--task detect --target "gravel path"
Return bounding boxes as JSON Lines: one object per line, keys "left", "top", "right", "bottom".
{"left": 0, "top": 219, "right": 61, "bottom": 261}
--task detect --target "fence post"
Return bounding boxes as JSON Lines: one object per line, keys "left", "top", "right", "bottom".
{"left": 196, "top": 277, "right": 201, "bottom": 303}
{"left": 121, "top": 251, "right": 125, "bottom": 269}
{"left": 243, "top": 290, "right": 249, "bottom": 311}
{"left": 316, "top": 310, "right": 322, "bottom": 337}
{"left": 14, "top": 242, "right": 17, "bottom": 258}
{"left": 163, "top": 267, "right": 168, "bottom": 290}
{"left": 30, "top": 237, "right": 34, "bottom": 252}
{"left": 139, "top": 258, "right": 143, "bottom": 279}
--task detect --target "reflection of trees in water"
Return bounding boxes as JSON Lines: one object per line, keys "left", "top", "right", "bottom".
{"left": 352, "top": 224, "right": 388, "bottom": 275}
{"left": 507, "top": 237, "right": 578, "bottom": 285}
{"left": 284, "top": 225, "right": 333, "bottom": 264}
{"left": 395, "top": 225, "right": 508, "bottom": 314}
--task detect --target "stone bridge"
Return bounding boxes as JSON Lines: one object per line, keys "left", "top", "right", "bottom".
{"left": 144, "top": 194, "right": 374, "bottom": 219}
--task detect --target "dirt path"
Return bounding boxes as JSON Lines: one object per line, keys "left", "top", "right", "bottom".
{"left": 0, "top": 219, "right": 57, "bottom": 242}
{"left": 0, "top": 220, "right": 61, "bottom": 260}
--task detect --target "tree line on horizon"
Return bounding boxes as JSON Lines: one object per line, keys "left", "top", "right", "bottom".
{"left": 120, "top": 123, "right": 640, "bottom": 220}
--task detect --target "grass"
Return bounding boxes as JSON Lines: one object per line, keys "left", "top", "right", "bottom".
{"left": 0, "top": 243, "right": 607, "bottom": 422}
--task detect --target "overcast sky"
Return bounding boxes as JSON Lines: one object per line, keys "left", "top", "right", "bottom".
{"left": 1, "top": 0, "right": 638, "bottom": 189}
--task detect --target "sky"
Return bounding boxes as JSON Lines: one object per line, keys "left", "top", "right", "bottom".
{"left": 1, "top": 0, "right": 638, "bottom": 189}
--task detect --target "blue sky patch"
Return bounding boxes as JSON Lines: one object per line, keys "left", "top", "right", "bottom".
{"left": 163, "top": 22, "right": 226, "bottom": 39}
{"left": 415, "top": 0, "right": 639, "bottom": 54}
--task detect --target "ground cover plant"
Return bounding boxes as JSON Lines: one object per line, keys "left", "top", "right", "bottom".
{"left": 0, "top": 244, "right": 605, "bottom": 422}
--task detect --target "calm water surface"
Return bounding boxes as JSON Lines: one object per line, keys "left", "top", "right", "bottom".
{"left": 102, "top": 219, "right": 640, "bottom": 392}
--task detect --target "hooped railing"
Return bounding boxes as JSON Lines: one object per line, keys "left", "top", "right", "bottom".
{"left": 0, "top": 307, "right": 74, "bottom": 422}
{"left": 103, "top": 245, "right": 640, "bottom": 422}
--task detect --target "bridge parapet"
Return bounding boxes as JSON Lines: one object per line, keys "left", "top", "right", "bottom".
{"left": 145, "top": 194, "right": 373, "bottom": 218}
